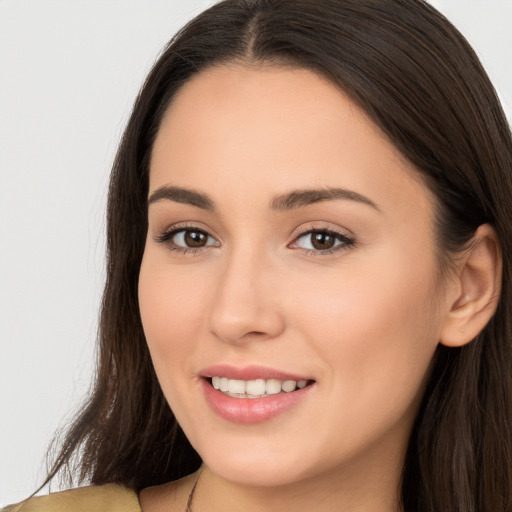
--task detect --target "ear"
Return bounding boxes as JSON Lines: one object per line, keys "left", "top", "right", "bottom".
{"left": 440, "top": 224, "right": 502, "bottom": 347}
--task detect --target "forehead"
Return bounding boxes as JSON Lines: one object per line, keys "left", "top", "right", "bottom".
{"left": 150, "top": 64, "right": 433, "bottom": 219}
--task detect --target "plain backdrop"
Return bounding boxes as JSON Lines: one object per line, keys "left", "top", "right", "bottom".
{"left": 1, "top": 0, "right": 511, "bottom": 506}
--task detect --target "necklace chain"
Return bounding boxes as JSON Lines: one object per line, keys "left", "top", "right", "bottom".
{"left": 184, "top": 466, "right": 202, "bottom": 512}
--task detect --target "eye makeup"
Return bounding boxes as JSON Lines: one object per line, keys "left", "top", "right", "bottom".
{"left": 154, "top": 221, "right": 356, "bottom": 258}
{"left": 289, "top": 227, "right": 356, "bottom": 255}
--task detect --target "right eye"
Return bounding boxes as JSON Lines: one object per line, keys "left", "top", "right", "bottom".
{"left": 156, "top": 227, "right": 220, "bottom": 253}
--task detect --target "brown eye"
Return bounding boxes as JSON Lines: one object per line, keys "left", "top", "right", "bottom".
{"left": 293, "top": 229, "right": 355, "bottom": 253}
{"left": 158, "top": 228, "right": 219, "bottom": 250}
{"left": 310, "top": 232, "right": 336, "bottom": 250}
{"left": 184, "top": 230, "right": 208, "bottom": 247}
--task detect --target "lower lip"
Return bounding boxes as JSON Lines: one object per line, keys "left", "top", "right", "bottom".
{"left": 201, "top": 379, "right": 315, "bottom": 424}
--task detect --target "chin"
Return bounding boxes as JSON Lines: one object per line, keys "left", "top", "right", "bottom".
{"left": 205, "top": 455, "right": 309, "bottom": 488}
{"left": 188, "top": 429, "right": 327, "bottom": 488}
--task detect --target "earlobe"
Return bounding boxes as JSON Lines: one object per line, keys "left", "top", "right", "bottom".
{"left": 439, "top": 224, "right": 502, "bottom": 348}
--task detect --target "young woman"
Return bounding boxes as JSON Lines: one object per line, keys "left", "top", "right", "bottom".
{"left": 5, "top": 0, "right": 512, "bottom": 511}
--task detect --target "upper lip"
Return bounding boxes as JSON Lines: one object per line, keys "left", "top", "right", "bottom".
{"left": 200, "top": 364, "right": 313, "bottom": 382}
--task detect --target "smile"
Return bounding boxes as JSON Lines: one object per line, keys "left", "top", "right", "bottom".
{"left": 200, "top": 366, "right": 316, "bottom": 424}
{"left": 210, "top": 377, "right": 310, "bottom": 398}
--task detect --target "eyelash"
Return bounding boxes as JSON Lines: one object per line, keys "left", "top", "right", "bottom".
{"left": 155, "top": 224, "right": 218, "bottom": 255}
{"left": 154, "top": 225, "right": 356, "bottom": 256}
{"left": 290, "top": 226, "right": 356, "bottom": 256}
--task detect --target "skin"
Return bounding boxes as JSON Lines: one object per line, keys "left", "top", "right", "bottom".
{"left": 137, "top": 64, "right": 477, "bottom": 512}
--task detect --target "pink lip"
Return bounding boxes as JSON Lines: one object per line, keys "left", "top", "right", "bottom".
{"left": 200, "top": 364, "right": 312, "bottom": 382}
{"left": 199, "top": 364, "right": 316, "bottom": 424}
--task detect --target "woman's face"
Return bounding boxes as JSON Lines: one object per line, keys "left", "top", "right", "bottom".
{"left": 139, "top": 65, "right": 452, "bottom": 488}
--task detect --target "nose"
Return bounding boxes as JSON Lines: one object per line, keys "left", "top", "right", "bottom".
{"left": 208, "top": 249, "right": 286, "bottom": 345}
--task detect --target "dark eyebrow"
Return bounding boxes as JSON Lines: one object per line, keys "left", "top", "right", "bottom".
{"left": 147, "top": 185, "right": 379, "bottom": 212}
{"left": 148, "top": 186, "right": 215, "bottom": 210}
{"left": 270, "top": 188, "right": 381, "bottom": 212}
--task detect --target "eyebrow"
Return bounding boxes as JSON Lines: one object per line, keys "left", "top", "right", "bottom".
{"left": 148, "top": 185, "right": 215, "bottom": 210}
{"left": 147, "top": 185, "right": 380, "bottom": 212}
{"left": 270, "top": 188, "right": 381, "bottom": 212}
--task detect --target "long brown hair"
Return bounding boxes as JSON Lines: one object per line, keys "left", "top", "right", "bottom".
{"left": 43, "top": 1, "right": 512, "bottom": 510}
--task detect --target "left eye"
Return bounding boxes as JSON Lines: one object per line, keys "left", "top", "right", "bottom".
{"left": 293, "top": 230, "right": 353, "bottom": 252}
{"left": 167, "top": 228, "right": 218, "bottom": 248}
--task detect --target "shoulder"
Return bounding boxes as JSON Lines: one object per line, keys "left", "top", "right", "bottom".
{"left": 2, "top": 484, "right": 141, "bottom": 512}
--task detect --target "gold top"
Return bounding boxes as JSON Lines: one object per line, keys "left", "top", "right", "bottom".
{"left": 2, "top": 484, "right": 141, "bottom": 512}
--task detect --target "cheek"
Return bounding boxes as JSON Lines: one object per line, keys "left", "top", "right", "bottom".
{"left": 289, "top": 249, "right": 442, "bottom": 414}
{"left": 138, "top": 252, "right": 211, "bottom": 378}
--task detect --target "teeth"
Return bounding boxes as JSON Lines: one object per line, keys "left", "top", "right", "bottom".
{"left": 245, "top": 379, "right": 266, "bottom": 395}
{"left": 220, "top": 377, "right": 229, "bottom": 392}
{"left": 228, "top": 379, "right": 246, "bottom": 394}
{"left": 210, "top": 377, "right": 310, "bottom": 397}
{"left": 282, "top": 380, "right": 297, "bottom": 393}
{"left": 266, "top": 379, "right": 282, "bottom": 395}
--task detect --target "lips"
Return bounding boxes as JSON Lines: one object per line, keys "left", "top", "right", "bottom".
{"left": 200, "top": 364, "right": 316, "bottom": 424}
{"left": 200, "top": 364, "right": 313, "bottom": 382}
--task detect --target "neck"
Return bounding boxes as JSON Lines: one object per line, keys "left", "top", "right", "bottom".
{"left": 192, "top": 457, "right": 404, "bottom": 512}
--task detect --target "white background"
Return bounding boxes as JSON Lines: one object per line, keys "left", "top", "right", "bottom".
{"left": 1, "top": 0, "right": 511, "bottom": 506}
